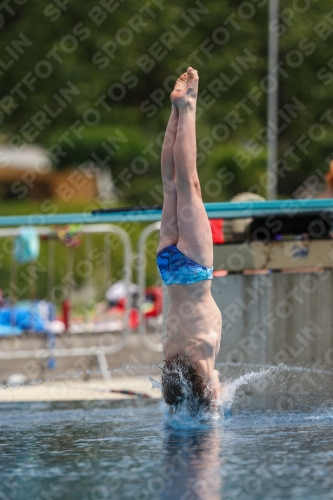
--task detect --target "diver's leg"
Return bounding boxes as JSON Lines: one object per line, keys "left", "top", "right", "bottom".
{"left": 157, "top": 104, "right": 179, "bottom": 253}
{"left": 172, "top": 67, "right": 213, "bottom": 267}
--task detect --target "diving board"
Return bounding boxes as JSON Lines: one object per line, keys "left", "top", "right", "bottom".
{"left": 0, "top": 199, "right": 333, "bottom": 226}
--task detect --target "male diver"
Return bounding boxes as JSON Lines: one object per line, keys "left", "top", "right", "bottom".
{"left": 156, "top": 67, "right": 222, "bottom": 412}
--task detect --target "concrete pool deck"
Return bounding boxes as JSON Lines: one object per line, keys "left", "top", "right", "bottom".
{"left": 0, "top": 376, "right": 162, "bottom": 402}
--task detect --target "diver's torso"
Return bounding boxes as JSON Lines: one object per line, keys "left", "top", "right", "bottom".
{"left": 164, "top": 281, "right": 222, "bottom": 369}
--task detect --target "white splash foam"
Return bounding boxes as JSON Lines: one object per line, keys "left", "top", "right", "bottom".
{"left": 218, "top": 367, "right": 276, "bottom": 411}
{"left": 158, "top": 368, "right": 275, "bottom": 428}
{"left": 155, "top": 361, "right": 333, "bottom": 427}
{"left": 161, "top": 399, "right": 221, "bottom": 430}
{"left": 149, "top": 377, "right": 162, "bottom": 389}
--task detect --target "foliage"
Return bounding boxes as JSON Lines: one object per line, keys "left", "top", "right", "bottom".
{"left": 0, "top": 0, "right": 333, "bottom": 204}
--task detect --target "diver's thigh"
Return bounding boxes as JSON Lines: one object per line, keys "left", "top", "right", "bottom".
{"left": 176, "top": 189, "right": 213, "bottom": 267}
{"left": 157, "top": 187, "right": 179, "bottom": 254}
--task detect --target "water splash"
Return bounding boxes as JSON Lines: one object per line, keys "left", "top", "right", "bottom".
{"left": 216, "top": 361, "right": 333, "bottom": 377}
{"left": 161, "top": 362, "right": 333, "bottom": 428}
{"left": 149, "top": 377, "right": 161, "bottom": 389}
{"left": 160, "top": 364, "right": 278, "bottom": 428}
{"left": 162, "top": 368, "right": 270, "bottom": 428}
{"left": 3, "top": 359, "right": 333, "bottom": 424}
{"left": 161, "top": 399, "right": 221, "bottom": 430}
{"left": 219, "top": 367, "right": 276, "bottom": 411}
{"left": 217, "top": 362, "right": 333, "bottom": 409}
{"left": 2, "top": 361, "right": 332, "bottom": 391}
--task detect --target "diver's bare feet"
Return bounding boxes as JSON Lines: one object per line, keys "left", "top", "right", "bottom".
{"left": 170, "top": 67, "right": 198, "bottom": 109}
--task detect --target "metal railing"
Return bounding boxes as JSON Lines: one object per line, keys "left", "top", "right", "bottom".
{"left": 0, "top": 224, "right": 133, "bottom": 380}
{"left": 137, "top": 222, "right": 163, "bottom": 353}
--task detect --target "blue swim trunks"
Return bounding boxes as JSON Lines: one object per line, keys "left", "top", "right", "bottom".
{"left": 156, "top": 245, "right": 213, "bottom": 286}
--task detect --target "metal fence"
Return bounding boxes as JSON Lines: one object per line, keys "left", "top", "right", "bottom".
{"left": 0, "top": 223, "right": 143, "bottom": 380}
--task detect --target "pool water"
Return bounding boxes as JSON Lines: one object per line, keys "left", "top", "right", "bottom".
{"left": 0, "top": 398, "right": 333, "bottom": 500}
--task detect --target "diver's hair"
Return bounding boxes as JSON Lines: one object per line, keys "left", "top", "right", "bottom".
{"left": 161, "top": 354, "right": 212, "bottom": 411}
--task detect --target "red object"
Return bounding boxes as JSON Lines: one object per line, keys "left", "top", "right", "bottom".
{"left": 129, "top": 308, "right": 139, "bottom": 329}
{"left": 107, "top": 286, "right": 163, "bottom": 330}
{"left": 62, "top": 299, "right": 70, "bottom": 330}
{"left": 108, "top": 305, "right": 124, "bottom": 315}
{"left": 144, "top": 287, "right": 163, "bottom": 317}
{"left": 209, "top": 219, "right": 225, "bottom": 244}
{"left": 117, "top": 297, "right": 126, "bottom": 310}
{"left": 106, "top": 303, "right": 138, "bottom": 329}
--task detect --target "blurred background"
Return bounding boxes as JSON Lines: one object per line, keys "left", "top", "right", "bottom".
{"left": 0, "top": 0, "right": 332, "bottom": 211}
{"left": 1, "top": 0, "right": 333, "bottom": 299}
{"left": 1, "top": 0, "right": 333, "bottom": 382}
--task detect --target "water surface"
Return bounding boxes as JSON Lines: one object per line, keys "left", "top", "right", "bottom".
{"left": 0, "top": 398, "right": 332, "bottom": 500}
